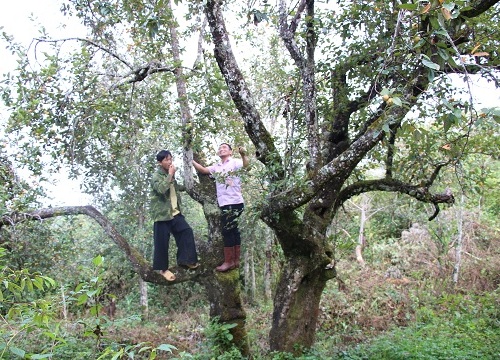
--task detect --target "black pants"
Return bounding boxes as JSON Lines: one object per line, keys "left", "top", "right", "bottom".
{"left": 220, "top": 203, "right": 244, "bottom": 247}
{"left": 153, "top": 214, "right": 198, "bottom": 271}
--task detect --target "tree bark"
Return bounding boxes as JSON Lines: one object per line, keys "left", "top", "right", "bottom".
{"left": 165, "top": 0, "right": 249, "bottom": 351}
{"left": 139, "top": 277, "right": 149, "bottom": 321}
{"left": 269, "top": 254, "right": 333, "bottom": 353}
{"left": 201, "top": 273, "right": 249, "bottom": 356}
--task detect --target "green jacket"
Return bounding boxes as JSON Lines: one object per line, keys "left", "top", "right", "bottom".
{"left": 149, "top": 167, "right": 184, "bottom": 222}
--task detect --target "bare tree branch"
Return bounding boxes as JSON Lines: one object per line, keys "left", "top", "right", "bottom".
{"left": 33, "top": 37, "right": 134, "bottom": 69}
{"left": 204, "top": 0, "right": 281, "bottom": 171}
{"left": 0, "top": 206, "right": 206, "bottom": 284}
{"left": 335, "top": 178, "right": 455, "bottom": 220}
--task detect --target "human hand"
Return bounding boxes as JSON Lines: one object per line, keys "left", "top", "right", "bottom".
{"left": 238, "top": 146, "right": 246, "bottom": 156}
{"left": 168, "top": 164, "right": 176, "bottom": 176}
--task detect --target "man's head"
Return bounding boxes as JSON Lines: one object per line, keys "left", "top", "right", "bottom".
{"left": 156, "top": 150, "right": 173, "bottom": 171}
{"left": 156, "top": 150, "right": 172, "bottom": 162}
{"left": 218, "top": 143, "right": 233, "bottom": 159}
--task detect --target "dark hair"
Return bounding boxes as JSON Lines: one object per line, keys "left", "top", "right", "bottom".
{"left": 156, "top": 150, "right": 172, "bottom": 162}
{"left": 220, "top": 143, "right": 232, "bottom": 150}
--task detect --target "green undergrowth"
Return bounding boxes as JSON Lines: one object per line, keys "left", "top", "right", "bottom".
{"left": 308, "top": 290, "right": 500, "bottom": 360}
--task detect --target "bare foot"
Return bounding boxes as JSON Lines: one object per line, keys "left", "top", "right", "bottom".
{"left": 160, "top": 270, "right": 176, "bottom": 281}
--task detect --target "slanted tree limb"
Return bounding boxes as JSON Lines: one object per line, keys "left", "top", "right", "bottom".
{"left": 0, "top": 206, "right": 207, "bottom": 284}
{"left": 335, "top": 179, "right": 455, "bottom": 217}
{"left": 204, "top": 0, "right": 281, "bottom": 171}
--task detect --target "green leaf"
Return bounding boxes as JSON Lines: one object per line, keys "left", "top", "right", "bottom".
{"left": 222, "top": 322, "right": 238, "bottom": 330}
{"left": 32, "top": 277, "right": 45, "bottom": 290}
{"left": 430, "top": 17, "right": 441, "bottom": 30}
{"left": 437, "top": 48, "right": 449, "bottom": 61}
{"left": 157, "top": 344, "right": 177, "bottom": 353}
{"left": 30, "top": 353, "right": 54, "bottom": 359}
{"left": 43, "top": 276, "right": 56, "bottom": 288}
{"left": 77, "top": 293, "right": 88, "bottom": 305}
{"left": 9, "top": 346, "right": 26, "bottom": 357}
{"left": 92, "top": 255, "right": 103, "bottom": 266}
{"left": 89, "top": 304, "right": 103, "bottom": 316}
{"left": 87, "top": 289, "right": 99, "bottom": 297}
{"left": 443, "top": 114, "right": 456, "bottom": 132}
{"left": 392, "top": 97, "right": 402, "bottom": 107}
{"left": 380, "top": 87, "right": 392, "bottom": 96}
{"left": 422, "top": 59, "right": 440, "bottom": 70}
{"left": 111, "top": 349, "right": 124, "bottom": 360}
{"left": 26, "top": 278, "right": 34, "bottom": 292}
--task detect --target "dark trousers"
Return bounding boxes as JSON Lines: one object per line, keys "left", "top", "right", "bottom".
{"left": 220, "top": 203, "right": 244, "bottom": 247}
{"left": 153, "top": 214, "right": 198, "bottom": 271}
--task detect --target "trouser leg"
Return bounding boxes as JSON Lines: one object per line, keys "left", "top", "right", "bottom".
{"left": 220, "top": 204, "right": 244, "bottom": 247}
{"left": 153, "top": 221, "right": 171, "bottom": 271}
{"left": 171, "top": 214, "right": 198, "bottom": 265}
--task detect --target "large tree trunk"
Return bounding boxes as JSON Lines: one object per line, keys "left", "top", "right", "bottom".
{"left": 202, "top": 274, "right": 249, "bottom": 355}
{"left": 191, "top": 182, "right": 249, "bottom": 355}
{"left": 165, "top": 0, "right": 249, "bottom": 351}
{"left": 269, "top": 255, "right": 329, "bottom": 353}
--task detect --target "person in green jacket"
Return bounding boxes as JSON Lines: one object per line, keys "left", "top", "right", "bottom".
{"left": 151, "top": 150, "right": 199, "bottom": 281}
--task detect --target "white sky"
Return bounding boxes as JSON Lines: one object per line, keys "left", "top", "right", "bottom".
{"left": 0, "top": 0, "right": 90, "bottom": 206}
{"left": 0, "top": 2, "right": 498, "bottom": 206}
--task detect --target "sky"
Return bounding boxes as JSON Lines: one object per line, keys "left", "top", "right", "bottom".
{"left": 0, "top": 1, "right": 90, "bottom": 206}
{"left": 1, "top": 1, "right": 498, "bottom": 206}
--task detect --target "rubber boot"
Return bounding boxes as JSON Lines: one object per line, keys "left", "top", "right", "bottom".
{"left": 233, "top": 245, "right": 241, "bottom": 268}
{"left": 216, "top": 247, "right": 235, "bottom": 272}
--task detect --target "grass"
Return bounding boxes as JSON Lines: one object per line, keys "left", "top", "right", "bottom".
{"left": 320, "top": 291, "right": 500, "bottom": 360}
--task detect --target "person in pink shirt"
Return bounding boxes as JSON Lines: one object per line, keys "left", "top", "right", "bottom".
{"left": 193, "top": 143, "right": 249, "bottom": 272}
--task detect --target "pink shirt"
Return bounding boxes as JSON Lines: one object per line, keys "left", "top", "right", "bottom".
{"left": 207, "top": 157, "right": 244, "bottom": 207}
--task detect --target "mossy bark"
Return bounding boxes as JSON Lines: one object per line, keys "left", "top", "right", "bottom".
{"left": 202, "top": 270, "right": 249, "bottom": 356}
{"left": 269, "top": 255, "right": 333, "bottom": 354}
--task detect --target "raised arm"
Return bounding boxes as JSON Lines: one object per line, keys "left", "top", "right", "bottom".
{"left": 238, "top": 146, "right": 249, "bottom": 169}
{"left": 192, "top": 159, "right": 211, "bottom": 175}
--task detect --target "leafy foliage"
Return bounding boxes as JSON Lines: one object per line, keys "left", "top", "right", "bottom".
{"left": 0, "top": 250, "right": 176, "bottom": 359}
{"left": 336, "top": 292, "right": 500, "bottom": 359}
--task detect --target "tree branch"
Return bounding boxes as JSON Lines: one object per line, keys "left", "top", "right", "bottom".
{"left": 0, "top": 206, "right": 204, "bottom": 284}
{"left": 278, "top": 0, "right": 307, "bottom": 68}
{"left": 461, "top": 0, "right": 500, "bottom": 18}
{"left": 33, "top": 37, "right": 133, "bottom": 69}
{"left": 204, "top": 0, "right": 281, "bottom": 171}
{"left": 279, "top": 0, "right": 321, "bottom": 170}
{"left": 262, "top": 117, "right": 387, "bottom": 217}
{"left": 109, "top": 60, "right": 176, "bottom": 89}
{"left": 336, "top": 179, "right": 455, "bottom": 220}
